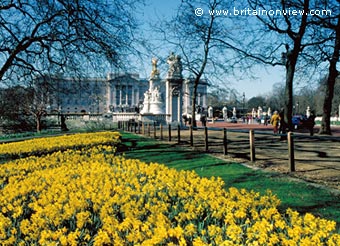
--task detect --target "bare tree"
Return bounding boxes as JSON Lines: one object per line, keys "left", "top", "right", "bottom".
{"left": 231, "top": 0, "right": 339, "bottom": 134}
{"left": 0, "top": 0, "right": 143, "bottom": 85}
{"left": 0, "top": 86, "right": 35, "bottom": 133}
{"left": 163, "top": 0, "right": 322, "bottom": 131}
{"left": 157, "top": 0, "right": 237, "bottom": 127}
{"left": 1, "top": 0, "right": 145, "bottom": 132}
{"left": 265, "top": 83, "right": 286, "bottom": 111}
{"left": 236, "top": 0, "right": 313, "bottom": 131}
{"left": 207, "top": 86, "right": 232, "bottom": 108}
{"left": 315, "top": 2, "right": 340, "bottom": 134}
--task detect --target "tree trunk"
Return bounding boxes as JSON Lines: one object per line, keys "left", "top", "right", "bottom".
{"left": 191, "top": 79, "right": 199, "bottom": 128}
{"left": 36, "top": 116, "right": 42, "bottom": 133}
{"left": 319, "top": 16, "right": 340, "bottom": 135}
{"left": 284, "top": 49, "right": 298, "bottom": 132}
{"left": 319, "top": 69, "right": 338, "bottom": 135}
{"left": 284, "top": 63, "right": 294, "bottom": 131}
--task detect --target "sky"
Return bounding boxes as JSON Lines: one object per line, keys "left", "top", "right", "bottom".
{"left": 138, "top": 0, "right": 286, "bottom": 99}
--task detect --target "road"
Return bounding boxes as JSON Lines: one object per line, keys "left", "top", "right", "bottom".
{"left": 199, "top": 120, "right": 340, "bottom": 137}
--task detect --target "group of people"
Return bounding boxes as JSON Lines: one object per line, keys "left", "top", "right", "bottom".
{"left": 182, "top": 113, "right": 207, "bottom": 127}
{"left": 270, "top": 110, "right": 316, "bottom": 136}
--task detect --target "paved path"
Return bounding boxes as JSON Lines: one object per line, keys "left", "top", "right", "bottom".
{"left": 200, "top": 120, "right": 340, "bottom": 136}
{"left": 163, "top": 121, "right": 340, "bottom": 191}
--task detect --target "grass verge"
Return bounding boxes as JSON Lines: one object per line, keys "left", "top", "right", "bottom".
{"left": 119, "top": 131, "right": 340, "bottom": 231}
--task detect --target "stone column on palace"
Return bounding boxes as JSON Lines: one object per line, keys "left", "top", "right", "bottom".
{"left": 107, "top": 82, "right": 112, "bottom": 112}
{"left": 131, "top": 86, "right": 135, "bottom": 106}
{"left": 182, "top": 79, "right": 190, "bottom": 116}
{"left": 165, "top": 52, "right": 183, "bottom": 124}
{"left": 202, "top": 87, "right": 207, "bottom": 109}
{"left": 112, "top": 85, "right": 116, "bottom": 109}
{"left": 125, "top": 82, "right": 129, "bottom": 107}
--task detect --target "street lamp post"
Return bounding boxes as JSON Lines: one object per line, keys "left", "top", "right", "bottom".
{"left": 242, "top": 92, "right": 245, "bottom": 117}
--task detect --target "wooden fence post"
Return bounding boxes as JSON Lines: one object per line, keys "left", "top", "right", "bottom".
{"left": 138, "top": 121, "right": 141, "bottom": 134}
{"left": 190, "top": 125, "right": 193, "bottom": 147}
{"left": 168, "top": 124, "right": 171, "bottom": 142}
{"left": 142, "top": 122, "right": 145, "bottom": 135}
{"left": 223, "top": 128, "right": 227, "bottom": 155}
{"left": 204, "top": 127, "right": 209, "bottom": 152}
{"left": 288, "top": 132, "right": 295, "bottom": 172}
{"left": 153, "top": 122, "right": 157, "bottom": 139}
{"left": 160, "top": 124, "right": 163, "bottom": 140}
{"left": 177, "top": 124, "right": 181, "bottom": 144}
{"left": 147, "top": 123, "right": 151, "bottom": 137}
{"left": 249, "top": 129, "right": 255, "bottom": 162}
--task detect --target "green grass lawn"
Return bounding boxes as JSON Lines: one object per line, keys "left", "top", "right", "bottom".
{"left": 119, "top": 131, "right": 340, "bottom": 231}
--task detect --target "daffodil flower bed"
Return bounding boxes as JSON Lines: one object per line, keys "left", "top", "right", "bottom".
{"left": 0, "top": 143, "right": 339, "bottom": 246}
{"left": 0, "top": 131, "right": 121, "bottom": 159}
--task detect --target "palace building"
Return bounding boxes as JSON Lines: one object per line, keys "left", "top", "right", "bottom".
{"left": 35, "top": 72, "right": 208, "bottom": 118}
{"left": 34, "top": 54, "right": 208, "bottom": 124}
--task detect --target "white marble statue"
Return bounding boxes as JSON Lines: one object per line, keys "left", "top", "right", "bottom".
{"left": 140, "top": 57, "right": 165, "bottom": 115}
{"left": 140, "top": 91, "right": 150, "bottom": 114}
{"left": 306, "top": 106, "right": 311, "bottom": 118}
{"left": 267, "top": 107, "right": 272, "bottom": 117}
{"left": 167, "top": 52, "right": 183, "bottom": 79}
{"left": 233, "top": 107, "right": 237, "bottom": 117}
{"left": 208, "top": 106, "right": 213, "bottom": 118}
{"left": 222, "top": 106, "right": 228, "bottom": 119}
{"left": 257, "top": 106, "right": 263, "bottom": 118}
{"left": 151, "top": 87, "right": 161, "bottom": 103}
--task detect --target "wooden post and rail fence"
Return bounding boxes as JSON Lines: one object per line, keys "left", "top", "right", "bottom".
{"left": 117, "top": 120, "right": 339, "bottom": 173}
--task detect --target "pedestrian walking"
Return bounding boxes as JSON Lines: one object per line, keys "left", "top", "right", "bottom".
{"left": 270, "top": 111, "right": 280, "bottom": 134}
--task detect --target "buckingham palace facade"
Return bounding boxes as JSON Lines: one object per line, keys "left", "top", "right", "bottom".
{"left": 35, "top": 73, "right": 208, "bottom": 116}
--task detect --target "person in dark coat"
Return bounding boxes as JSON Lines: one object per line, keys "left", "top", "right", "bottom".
{"left": 60, "top": 114, "right": 69, "bottom": 131}
{"left": 306, "top": 112, "right": 316, "bottom": 136}
{"left": 200, "top": 114, "right": 207, "bottom": 127}
{"left": 278, "top": 108, "right": 287, "bottom": 140}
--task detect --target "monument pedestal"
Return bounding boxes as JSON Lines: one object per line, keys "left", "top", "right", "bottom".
{"left": 149, "top": 101, "right": 164, "bottom": 114}
{"left": 165, "top": 79, "right": 183, "bottom": 125}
